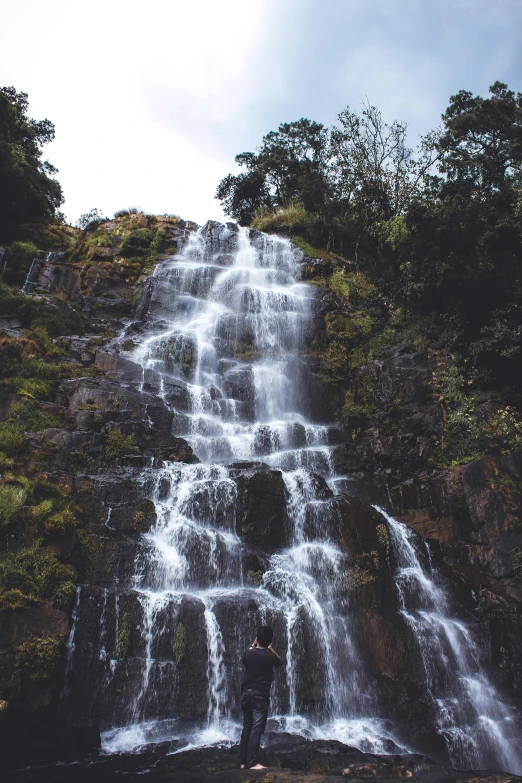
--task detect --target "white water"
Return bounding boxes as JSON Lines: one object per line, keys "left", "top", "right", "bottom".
{"left": 63, "top": 223, "right": 521, "bottom": 771}
{"left": 377, "top": 507, "right": 522, "bottom": 773}
{"left": 91, "top": 224, "right": 403, "bottom": 755}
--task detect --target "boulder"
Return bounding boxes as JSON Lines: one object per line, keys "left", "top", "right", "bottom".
{"left": 234, "top": 469, "right": 287, "bottom": 552}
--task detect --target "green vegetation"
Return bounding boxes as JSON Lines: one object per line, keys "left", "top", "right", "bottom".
{"left": 0, "top": 541, "right": 75, "bottom": 610}
{"left": 0, "top": 280, "right": 87, "bottom": 338}
{"left": 66, "top": 212, "right": 180, "bottom": 281}
{"left": 0, "top": 422, "right": 27, "bottom": 456}
{"left": 376, "top": 524, "right": 391, "bottom": 560}
{"left": 306, "top": 260, "right": 418, "bottom": 399}
{"left": 0, "top": 86, "right": 63, "bottom": 243}
{"left": 76, "top": 208, "right": 106, "bottom": 230}
{"left": 120, "top": 229, "right": 154, "bottom": 258}
{"left": 174, "top": 622, "right": 186, "bottom": 664}
{"left": 105, "top": 429, "right": 140, "bottom": 461}
{"left": 7, "top": 398, "right": 63, "bottom": 431}
{"left": 345, "top": 565, "right": 376, "bottom": 589}
{"left": 15, "top": 633, "right": 65, "bottom": 681}
{"left": 50, "top": 580, "right": 76, "bottom": 610}
{"left": 2, "top": 241, "right": 39, "bottom": 287}
{"left": 246, "top": 570, "right": 264, "bottom": 587}
{"left": 116, "top": 612, "right": 132, "bottom": 662}
{"left": 0, "top": 474, "right": 80, "bottom": 533}
{"left": 217, "top": 82, "right": 522, "bottom": 414}
{"left": 432, "top": 367, "right": 522, "bottom": 467}
{"left": 0, "top": 483, "right": 27, "bottom": 525}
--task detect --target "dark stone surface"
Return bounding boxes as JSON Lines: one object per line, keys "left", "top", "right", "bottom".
{"left": 235, "top": 469, "right": 288, "bottom": 551}
{"left": 5, "top": 737, "right": 521, "bottom": 782}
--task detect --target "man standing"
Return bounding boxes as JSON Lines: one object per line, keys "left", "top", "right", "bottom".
{"left": 239, "top": 625, "right": 282, "bottom": 770}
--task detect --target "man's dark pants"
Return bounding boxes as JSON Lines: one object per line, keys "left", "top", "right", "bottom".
{"left": 239, "top": 693, "right": 269, "bottom": 768}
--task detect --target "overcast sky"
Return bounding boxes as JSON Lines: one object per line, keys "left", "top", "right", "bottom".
{"left": 1, "top": 0, "right": 521, "bottom": 226}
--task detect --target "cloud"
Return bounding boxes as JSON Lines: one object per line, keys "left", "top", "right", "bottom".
{"left": 0, "top": 0, "right": 521, "bottom": 225}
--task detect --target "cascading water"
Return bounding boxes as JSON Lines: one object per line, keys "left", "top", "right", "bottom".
{"left": 378, "top": 507, "right": 522, "bottom": 773}
{"left": 64, "top": 223, "right": 522, "bottom": 772}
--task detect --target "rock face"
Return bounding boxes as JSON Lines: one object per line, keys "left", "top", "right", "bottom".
{"left": 2, "top": 220, "right": 522, "bottom": 776}
{"left": 0, "top": 220, "right": 198, "bottom": 767}
{"left": 307, "top": 285, "right": 522, "bottom": 713}
{"left": 329, "top": 342, "right": 522, "bottom": 706}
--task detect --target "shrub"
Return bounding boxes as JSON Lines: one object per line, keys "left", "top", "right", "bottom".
{"left": 31, "top": 498, "right": 54, "bottom": 521}
{"left": 0, "top": 451, "right": 14, "bottom": 471}
{"left": 41, "top": 508, "right": 78, "bottom": 537}
{"left": 15, "top": 633, "right": 65, "bottom": 681}
{"left": 345, "top": 565, "right": 376, "bottom": 589}
{"left": 114, "top": 207, "right": 144, "bottom": 218}
{"left": 0, "top": 587, "right": 32, "bottom": 611}
{"left": 3, "top": 241, "right": 39, "bottom": 287}
{"left": 120, "top": 229, "right": 154, "bottom": 258}
{"left": 7, "top": 398, "right": 62, "bottom": 431}
{"left": 151, "top": 227, "right": 175, "bottom": 255}
{"left": 105, "top": 430, "right": 140, "bottom": 461}
{"left": 0, "top": 542, "right": 74, "bottom": 600}
{"left": 3, "top": 378, "right": 52, "bottom": 398}
{"left": 252, "top": 202, "right": 321, "bottom": 234}
{"left": 52, "top": 579, "right": 77, "bottom": 610}
{"left": 0, "top": 484, "right": 27, "bottom": 526}
{"left": 246, "top": 570, "right": 264, "bottom": 587}
{"left": 76, "top": 208, "right": 106, "bottom": 231}
{"left": 0, "top": 422, "right": 27, "bottom": 456}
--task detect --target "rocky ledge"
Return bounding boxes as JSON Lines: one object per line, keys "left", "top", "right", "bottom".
{"left": 6, "top": 737, "right": 522, "bottom": 783}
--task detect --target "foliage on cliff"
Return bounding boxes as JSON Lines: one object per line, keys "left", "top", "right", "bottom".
{"left": 66, "top": 209, "right": 183, "bottom": 282}
{"left": 217, "top": 82, "right": 522, "bottom": 408}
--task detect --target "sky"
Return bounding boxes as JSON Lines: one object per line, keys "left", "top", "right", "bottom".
{"left": 1, "top": 0, "right": 521, "bottom": 226}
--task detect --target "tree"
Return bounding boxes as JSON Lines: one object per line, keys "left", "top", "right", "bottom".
{"left": 330, "top": 100, "right": 437, "bottom": 263}
{"left": 437, "top": 81, "right": 522, "bottom": 190}
{"left": 215, "top": 163, "right": 272, "bottom": 226}
{"left": 392, "top": 84, "right": 522, "bottom": 391}
{"left": 0, "top": 86, "right": 63, "bottom": 242}
{"left": 76, "top": 208, "right": 106, "bottom": 230}
{"left": 215, "top": 119, "right": 331, "bottom": 225}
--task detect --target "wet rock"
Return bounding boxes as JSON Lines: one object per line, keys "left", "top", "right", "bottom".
{"left": 107, "top": 498, "right": 157, "bottom": 535}
{"left": 5, "top": 737, "right": 517, "bottom": 782}
{"left": 95, "top": 351, "right": 145, "bottom": 384}
{"left": 147, "top": 333, "right": 198, "bottom": 380}
{"left": 60, "top": 378, "right": 174, "bottom": 431}
{"left": 200, "top": 220, "right": 240, "bottom": 255}
{"left": 335, "top": 495, "right": 393, "bottom": 567}
{"left": 235, "top": 469, "right": 287, "bottom": 551}
{"left": 228, "top": 460, "right": 271, "bottom": 472}
{"left": 222, "top": 365, "right": 256, "bottom": 421}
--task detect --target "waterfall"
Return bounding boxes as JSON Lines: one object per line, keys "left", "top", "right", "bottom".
{"left": 377, "top": 507, "right": 522, "bottom": 773}
{"left": 63, "top": 223, "right": 522, "bottom": 771}
{"left": 21, "top": 256, "right": 40, "bottom": 293}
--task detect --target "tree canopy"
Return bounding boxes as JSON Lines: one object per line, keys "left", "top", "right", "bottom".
{"left": 216, "top": 83, "right": 522, "bottom": 400}
{"left": 0, "top": 86, "right": 63, "bottom": 242}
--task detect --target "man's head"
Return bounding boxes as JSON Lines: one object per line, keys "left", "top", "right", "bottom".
{"left": 256, "top": 626, "right": 274, "bottom": 648}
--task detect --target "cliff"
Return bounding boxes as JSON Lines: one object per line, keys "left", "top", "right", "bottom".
{"left": 0, "top": 216, "right": 521, "bottom": 778}
{"left": 0, "top": 213, "right": 198, "bottom": 763}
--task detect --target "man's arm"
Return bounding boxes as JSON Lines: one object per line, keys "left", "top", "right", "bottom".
{"left": 268, "top": 645, "right": 282, "bottom": 665}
